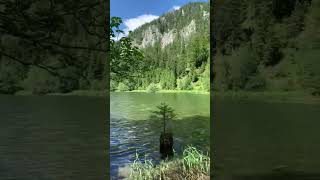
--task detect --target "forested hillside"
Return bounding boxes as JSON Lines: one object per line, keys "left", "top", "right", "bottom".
{"left": 111, "top": 2, "right": 210, "bottom": 92}
{"left": 212, "top": 0, "right": 320, "bottom": 95}
{"left": 0, "top": 0, "right": 107, "bottom": 95}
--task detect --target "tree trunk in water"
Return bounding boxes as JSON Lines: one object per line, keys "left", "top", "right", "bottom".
{"left": 160, "top": 132, "right": 173, "bottom": 159}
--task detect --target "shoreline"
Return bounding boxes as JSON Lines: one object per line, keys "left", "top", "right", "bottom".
{"left": 4, "top": 90, "right": 320, "bottom": 104}
{"left": 213, "top": 91, "right": 320, "bottom": 104}
{"left": 12, "top": 90, "right": 108, "bottom": 97}
{"left": 120, "top": 89, "right": 210, "bottom": 95}
{"left": 127, "top": 146, "right": 210, "bottom": 180}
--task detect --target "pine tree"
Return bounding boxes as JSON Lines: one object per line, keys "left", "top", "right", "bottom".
{"left": 152, "top": 103, "right": 176, "bottom": 134}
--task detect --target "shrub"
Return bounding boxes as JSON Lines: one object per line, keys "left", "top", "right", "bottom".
{"left": 91, "top": 79, "right": 107, "bottom": 90}
{"left": 177, "top": 75, "right": 192, "bottom": 90}
{"left": 129, "top": 146, "right": 210, "bottom": 180}
{"left": 22, "top": 67, "right": 60, "bottom": 95}
{"left": 110, "top": 80, "right": 118, "bottom": 91}
{"left": 245, "top": 74, "right": 266, "bottom": 91}
{"left": 117, "top": 82, "right": 129, "bottom": 92}
{"left": 146, "top": 83, "right": 160, "bottom": 93}
{"left": 0, "top": 62, "right": 24, "bottom": 94}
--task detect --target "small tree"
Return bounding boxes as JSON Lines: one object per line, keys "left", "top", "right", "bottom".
{"left": 152, "top": 103, "right": 176, "bottom": 134}
{"left": 146, "top": 83, "right": 160, "bottom": 93}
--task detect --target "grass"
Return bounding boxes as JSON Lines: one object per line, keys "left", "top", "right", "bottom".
{"left": 128, "top": 146, "right": 210, "bottom": 180}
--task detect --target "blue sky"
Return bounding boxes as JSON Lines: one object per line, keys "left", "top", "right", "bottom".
{"left": 111, "top": 0, "right": 208, "bottom": 38}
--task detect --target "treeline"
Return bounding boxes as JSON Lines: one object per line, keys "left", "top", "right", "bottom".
{"left": 212, "top": 0, "right": 320, "bottom": 95}
{"left": 0, "top": 0, "right": 107, "bottom": 95}
{"left": 111, "top": 2, "right": 210, "bottom": 92}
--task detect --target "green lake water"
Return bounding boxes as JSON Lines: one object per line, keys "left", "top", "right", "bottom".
{"left": 0, "top": 95, "right": 107, "bottom": 179}
{"left": 110, "top": 92, "right": 210, "bottom": 179}
{"left": 213, "top": 96, "right": 320, "bottom": 180}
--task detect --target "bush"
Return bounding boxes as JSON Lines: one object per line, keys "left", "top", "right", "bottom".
{"left": 177, "top": 75, "right": 192, "bottom": 90}
{"left": 110, "top": 80, "right": 118, "bottom": 91}
{"left": 22, "top": 67, "right": 60, "bottom": 95}
{"left": 191, "top": 81, "right": 202, "bottom": 91}
{"left": 129, "top": 146, "right": 210, "bottom": 180}
{"left": 78, "top": 78, "right": 90, "bottom": 90}
{"left": 146, "top": 83, "right": 160, "bottom": 93}
{"left": 245, "top": 74, "right": 266, "bottom": 91}
{"left": 57, "top": 67, "right": 79, "bottom": 93}
{"left": 0, "top": 62, "right": 24, "bottom": 94}
{"left": 91, "top": 79, "right": 107, "bottom": 90}
{"left": 199, "top": 62, "right": 210, "bottom": 91}
{"left": 117, "top": 82, "right": 129, "bottom": 92}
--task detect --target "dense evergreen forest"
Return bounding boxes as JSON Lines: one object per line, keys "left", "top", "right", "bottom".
{"left": 0, "top": 0, "right": 107, "bottom": 95}
{"left": 212, "top": 0, "right": 320, "bottom": 96}
{"left": 3, "top": 1, "right": 319, "bottom": 95}
{"left": 111, "top": 2, "right": 210, "bottom": 92}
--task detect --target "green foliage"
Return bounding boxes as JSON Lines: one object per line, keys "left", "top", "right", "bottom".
{"left": 117, "top": 82, "right": 129, "bottom": 92}
{"left": 129, "top": 146, "right": 210, "bottom": 180}
{"left": 113, "top": 2, "right": 210, "bottom": 92}
{"left": 0, "top": 0, "right": 109, "bottom": 94}
{"left": 110, "top": 17, "right": 145, "bottom": 82}
{"left": 229, "top": 46, "right": 258, "bottom": 90}
{"left": 0, "top": 0, "right": 106, "bottom": 95}
{"left": 245, "top": 74, "right": 266, "bottom": 91}
{"left": 0, "top": 61, "right": 25, "bottom": 94}
{"left": 198, "top": 61, "right": 210, "bottom": 91}
{"left": 182, "top": 146, "right": 210, "bottom": 174}
{"left": 177, "top": 75, "right": 192, "bottom": 90}
{"left": 90, "top": 79, "right": 107, "bottom": 91}
{"left": 110, "top": 80, "right": 118, "bottom": 91}
{"left": 22, "top": 67, "right": 60, "bottom": 95}
{"left": 152, "top": 103, "right": 176, "bottom": 134}
{"left": 214, "top": 46, "right": 260, "bottom": 91}
{"left": 146, "top": 83, "right": 161, "bottom": 93}
{"left": 159, "top": 70, "right": 176, "bottom": 90}
{"left": 213, "top": 55, "right": 231, "bottom": 91}
{"left": 213, "top": 0, "right": 320, "bottom": 96}
{"left": 295, "top": 50, "right": 320, "bottom": 95}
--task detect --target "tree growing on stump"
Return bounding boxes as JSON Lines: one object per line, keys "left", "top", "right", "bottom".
{"left": 152, "top": 102, "right": 176, "bottom": 159}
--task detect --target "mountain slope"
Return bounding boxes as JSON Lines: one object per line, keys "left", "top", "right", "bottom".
{"left": 212, "top": 0, "right": 320, "bottom": 95}
{"left": 113, "top": 2, "right": 210, "bottom": 91}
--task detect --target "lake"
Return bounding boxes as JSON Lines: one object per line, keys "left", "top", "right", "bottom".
{"left": 0, "top": 95, "right": 107, "bottom": 179}
{"left": 213, "top": 96, "right": 320, "bottom": 180}
{"left": 110, "top": 92, "right": 210, "bottom": 179}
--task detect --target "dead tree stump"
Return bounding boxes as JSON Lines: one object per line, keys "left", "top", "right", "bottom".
{"left": 160, "top": 132, "right": 173, "bottom": 159}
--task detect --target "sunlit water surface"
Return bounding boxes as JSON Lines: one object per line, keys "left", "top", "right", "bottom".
{"left": 110, "top": 92, "right": 210, "bottom": 179}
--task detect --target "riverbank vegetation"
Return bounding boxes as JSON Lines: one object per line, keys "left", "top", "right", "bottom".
{"left": 212, "top": 0, "right": 320, "bottom": 96}
{"left": 110, "top": 3, "right": 210, "bottom": 93}
{"left": 0, "top": 1, "right": 107, "bottom": 95}
{"left": 129, "top": 146, "right": 210, "bottom": 180}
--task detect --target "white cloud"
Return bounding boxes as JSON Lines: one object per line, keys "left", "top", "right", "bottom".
{"left": 124, "top": 14, "right": 159, "bottom": 35}
{"left": 172, "top": 6, "right": 181, "bottom": 11}
{"left": 112, "top": 14, "right": 159, "bottom": 41}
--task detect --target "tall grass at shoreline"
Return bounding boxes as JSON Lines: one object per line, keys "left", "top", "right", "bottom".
{"left": 129, "top": 146, "right": 210, "bottom": 180}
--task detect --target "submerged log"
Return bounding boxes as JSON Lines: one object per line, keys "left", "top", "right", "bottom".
{"left": 160, "top": 132, "right": 173, "bottom": 159}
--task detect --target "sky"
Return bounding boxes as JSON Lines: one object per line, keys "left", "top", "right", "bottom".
{"left": 111, "top": 0, "right": 209, "bottom": 38}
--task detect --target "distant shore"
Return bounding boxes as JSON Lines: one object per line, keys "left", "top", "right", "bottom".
{"left": 7, "top": 90, "right": 320, "bottom": 104}
{"left": 213, "top": 91, "right": 320, "bottom": 104}
{"left": 13, "top": 90, "right": 108, "bottom": 97}
{"left": 125, "top": 89, "right": 210, "bottom": 95}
